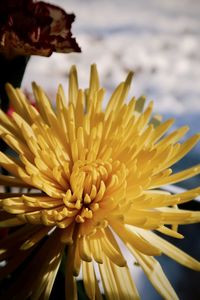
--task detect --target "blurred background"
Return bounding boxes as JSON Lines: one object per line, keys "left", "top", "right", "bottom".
{"left": 22, "top": 0, "right": 200, "bottom": 299}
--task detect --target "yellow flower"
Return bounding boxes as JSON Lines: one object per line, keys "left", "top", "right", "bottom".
{"left": 0, "top": 65, "right": 200, "bottom": 300}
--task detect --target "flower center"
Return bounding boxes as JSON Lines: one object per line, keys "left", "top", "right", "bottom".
{"left": 48, "top": 159, "right": 128, "bottom": 230}
{"left": 65, "top": 160, "right": 114, "bottom": 223}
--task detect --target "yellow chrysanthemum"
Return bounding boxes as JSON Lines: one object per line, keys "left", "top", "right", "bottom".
{"left": 0, "top": 65, "right": 200, "bottom": 300}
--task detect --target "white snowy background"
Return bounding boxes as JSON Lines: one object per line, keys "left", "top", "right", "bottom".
{"left": 22, "top": 1, "right": 200, "bottom": 299}
{"left": 23, "top": 0, "right": 200, "bottom": 115}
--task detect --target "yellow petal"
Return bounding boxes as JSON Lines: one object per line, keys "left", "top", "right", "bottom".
{"left": 131, "top": 249, "right": 178, "bottom": 300}
{"left": 111, "top": 220, "right": 161, "bottom": 256}
{"left": 137, "top": 229, "right": 200, "bottom": 271}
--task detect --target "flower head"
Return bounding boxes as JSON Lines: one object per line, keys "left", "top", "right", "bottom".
{"left": 0, "top": 0, "right": 80, "bottom": 59}
{"left": 0, "top": 65, "right": 200, "bottom": 299}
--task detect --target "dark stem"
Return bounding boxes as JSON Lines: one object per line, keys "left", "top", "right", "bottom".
{"left": 0, "top": 54, "right": 30, "bottom": 112}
